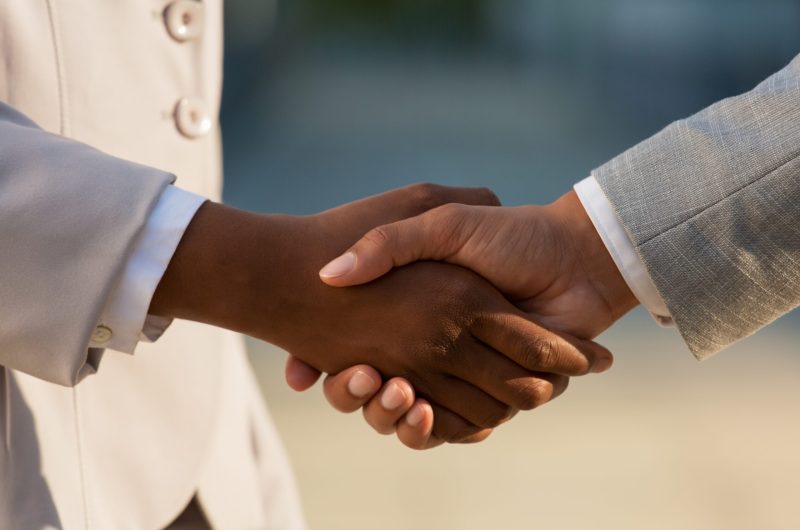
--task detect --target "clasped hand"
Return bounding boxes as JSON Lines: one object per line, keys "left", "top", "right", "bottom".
{"left": 281, "top": 185, "right": 638, "bottom": 449}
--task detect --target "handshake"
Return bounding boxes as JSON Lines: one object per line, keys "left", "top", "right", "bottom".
{"left": 150, "top": 184, "right": 639, "bottom": 449}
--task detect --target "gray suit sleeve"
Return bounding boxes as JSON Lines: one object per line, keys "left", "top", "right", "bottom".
{"left": 593, "top": 54, "right": 800, "bottom": 359}
{"left": 0, "top": 102, "right": 174, "bottom": 385}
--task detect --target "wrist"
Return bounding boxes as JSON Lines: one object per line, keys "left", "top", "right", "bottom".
{"left": 149, "top": 202, "right": 314, "bottom": 343}
{"left": 549, "top": 190, "right": 639, "bottom": 321}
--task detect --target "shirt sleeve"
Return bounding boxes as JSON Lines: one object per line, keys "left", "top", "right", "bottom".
{"left": 88, "top": 185, "right": 207, "bottom": 352}
{"left": 574, "top": 176, "right": 674, "bottom": 327}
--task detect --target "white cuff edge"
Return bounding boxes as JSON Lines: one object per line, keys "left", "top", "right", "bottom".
{"left": 574, "top": 176, "right": 673, "bottom": 327}
{"left": 89, "top": 186, "right": 207, "bottom": 352}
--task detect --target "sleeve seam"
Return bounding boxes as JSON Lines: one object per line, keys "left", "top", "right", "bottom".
{"left": 635, "top": 149, "right": 800, "bottom": 247}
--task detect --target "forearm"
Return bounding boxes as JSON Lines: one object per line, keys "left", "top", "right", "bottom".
{"left": 148, "top": 184, "right": 500, "bottom": 351}
{"left": 149, "top": 202, "right": 311, "bottom": 345}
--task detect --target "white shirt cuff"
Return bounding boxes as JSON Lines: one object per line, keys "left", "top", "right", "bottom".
{"left": 574, "top": 176, "right": 673, "bottom": 326}
{"left": 89, "top": 186, "right": 207, "bottom": 352}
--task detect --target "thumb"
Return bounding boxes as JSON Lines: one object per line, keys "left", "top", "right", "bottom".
{"left": 319, "top": 210, "right": 451, "bottom": 287}
{"left": 285, "top": 355, "right": 322, "bottom": 391}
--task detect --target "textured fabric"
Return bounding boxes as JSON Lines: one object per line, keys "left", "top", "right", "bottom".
{"left": 574, "top": 176, "right": 673, "bottom": 325}
{"left": 0, "top": 1, "right": 306, "bottom": 528}
{"left": 89, "top": 186, "right": 207, "bottom": 353}
{"left": 593, "top": 54, "right": 800, "bottom": 359}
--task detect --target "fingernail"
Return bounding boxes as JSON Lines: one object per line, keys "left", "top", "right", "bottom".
{"left": 320, "top": 252, "right": 356, "bottom": 279}
{"left": 406, "top": 405, "right": 425, "bottom": 427}
{"left": 380, "top": 383, "right": 407, "bottom": 410}
{"left": 593, "top": 357, "right": 613, "bottom": 374}
{"left": 347, "top": 370, "right": 376, "bottom": 398}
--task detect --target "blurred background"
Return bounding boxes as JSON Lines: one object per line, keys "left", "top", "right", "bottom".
{"left": 220, "top": 1, "right": 800, "bottom": 529}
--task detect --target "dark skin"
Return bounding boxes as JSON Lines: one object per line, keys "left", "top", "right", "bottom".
{"left": 303, "top": 190, "right": 639, "bottom": 449}
{"left": 150, "top": 184, "right": 613, "bottom": 442}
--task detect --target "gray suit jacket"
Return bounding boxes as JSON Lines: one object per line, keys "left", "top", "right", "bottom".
{"left": 594, "top": 54, "right": 800, "bottom": 359}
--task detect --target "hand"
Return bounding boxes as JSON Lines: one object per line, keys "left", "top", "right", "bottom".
{"left": 321, "top": 191, "right": 637, "bottom": 337}
{"left": 150, "top": 184, "right": 612, "bottom": 443}
{"left": 300, "top": 190, "right": 638, "bottom": 448}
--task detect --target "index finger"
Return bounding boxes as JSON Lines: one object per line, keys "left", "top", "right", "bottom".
{"left": 472, "top": 310, "right": 614, "bottom": 376}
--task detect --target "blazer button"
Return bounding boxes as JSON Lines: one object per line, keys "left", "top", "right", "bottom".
{"left": 164, "top": 0, "right": 205, "bottom": 43}
{"left": 174, "top": 97, "right": 212, "bottom": 139}
{"left": 92, "top": 325, "right": 113, "bottom": 344}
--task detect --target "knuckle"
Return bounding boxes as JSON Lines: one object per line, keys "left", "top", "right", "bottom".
{"left": 444, "top": 426, "right": 480, "bottom": 443}
{"left": 522, "top": 335, "right": 577, "bottom": 372}
{"left": 474, "top": 402, "right": 515, "bottom": 429}
{"left": 437, "top": 201, "right": 466, "bottom": 216}
{"left": 362, "top": 224, "right": 394, "bottom": 249}
{"left": 478, "top": 187, "right": 501, "bottom": 206}
{"left": 376, "top": 425, "right": 397, "bottom": 436}
{"left": 455, "top": 429, "right": 493, "bottom": 445}
{"left": 541, "top": 335, "right": 590, "bottom": 375}
{"left": 424, "top": 339, "right": 457, "bottom": 370}
{"left": 331, "top": 400, "right": 360, "bottom": 414}
{"left": 514, "top": 379, "right": 553, "bottom": 410}
{"left": 535, "top": 337, "right": 559, "bottom": 365}
{"left": 362, "top": 408, "right": 396, "bottom": 436}
{"left": 518, "top": 337, "right": 553, "bottom": 370}
{"left": 435, "top": 422, "right": 481, "bottom": 443}
{"left": 407, "top": 182, "right": 444, "bottom": 211}
{"left": 434, "top": 202, "right": 469, "bottom": 225}
{"left": 403, "top": 438, "right": 428, "bottom": 451}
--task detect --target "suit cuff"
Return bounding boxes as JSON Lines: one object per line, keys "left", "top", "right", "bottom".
{"left": 574, "top": 176, "right": 673, "bottom": 326}
{"left": 89, "top": 186, "right": 207, "bottom": 352}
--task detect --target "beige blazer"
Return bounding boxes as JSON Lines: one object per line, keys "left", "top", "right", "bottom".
{"left": 0, "top": 1, "right": 304, "bottom": 528}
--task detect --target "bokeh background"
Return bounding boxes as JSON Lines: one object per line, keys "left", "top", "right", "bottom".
{"left": 220, "top": 2, "right": 800, "bottom": 529}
